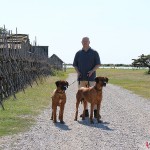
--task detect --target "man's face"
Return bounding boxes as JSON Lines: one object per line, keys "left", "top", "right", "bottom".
{"left": 82, "top": 38, "right": 90, "bottom": 47}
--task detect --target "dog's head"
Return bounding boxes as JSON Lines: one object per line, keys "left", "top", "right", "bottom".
{"left": 94, "top": 77, "right": 109, "bottom": 87}
{"left": 55, "top": 80, "right": 69, "bottom": 91}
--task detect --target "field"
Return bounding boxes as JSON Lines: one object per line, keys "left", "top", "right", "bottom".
{"left": 96, "top": 68, "right": 150, "bottom": 99}
{"left": 0, "top": 68, "right": 149, "bottom": 136}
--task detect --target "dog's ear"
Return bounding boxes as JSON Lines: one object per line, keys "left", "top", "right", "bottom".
{"left": 105, "top": 77, "right": 109, "bottom": 83}
{"left": 66, "top": 81, "right": 69, "bottom": 88}
{"left": 95, "top": 77, "right": 99, "bottom": 83}
{"left": 55, "top": 81, "right": 60, "bottom": 87}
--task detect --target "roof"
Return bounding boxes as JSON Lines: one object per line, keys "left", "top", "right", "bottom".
{"left": 49, "top": 54, "right": 64, "bottom": 63}
{"left": 0, "top": 34, "right": 30, "bottom": 49}
{"left": 0, "top": 34, "right": 29, "bottom": 44}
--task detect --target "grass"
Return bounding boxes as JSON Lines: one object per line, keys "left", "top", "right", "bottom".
{"left": 0, "top": 70, "right": 68, "bottom": 136}
{"left": 96, "top": 68, "right": 150, "bottom": 99}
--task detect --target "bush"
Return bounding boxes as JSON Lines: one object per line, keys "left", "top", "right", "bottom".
{"left": 50, "top": 69, "right": 65, "bottom": 77}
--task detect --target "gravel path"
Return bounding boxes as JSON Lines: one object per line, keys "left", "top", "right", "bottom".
{"left": 0, "top": 73, "right": 150, "bottom": 150}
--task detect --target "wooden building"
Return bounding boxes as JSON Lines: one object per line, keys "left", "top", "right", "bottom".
{"left": 48, "top": 54, "right": 64, "bottom": 70}
{"left": 32, "top": 46, "right": 48, "bottom": 58}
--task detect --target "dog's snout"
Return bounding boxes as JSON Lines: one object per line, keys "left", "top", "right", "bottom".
{"left": 61, "top": 86, "right": 67, "bottom": 91}
{"left": 103, "top": 79, "right": 108, "bottom": 86}
{"left": 103, "top": 82, "right": 106, "bottom": 86}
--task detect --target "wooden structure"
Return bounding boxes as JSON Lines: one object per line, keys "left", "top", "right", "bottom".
{"left": 48, "top": 54, "right": 64, "bottom": 70}
{"left": 0, "top": 26, "right": 50, "bottom": 110}
{"left": 32, "top": 46, "right": 48, "bottom": 58}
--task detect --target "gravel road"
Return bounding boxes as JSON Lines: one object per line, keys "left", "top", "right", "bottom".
{"left": 0, "top": 73, "right": 150, "bottom": 150}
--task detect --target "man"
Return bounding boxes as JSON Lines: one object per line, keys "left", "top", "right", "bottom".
{"left": 73, "top": 37, "right": 101, "bottom": 118}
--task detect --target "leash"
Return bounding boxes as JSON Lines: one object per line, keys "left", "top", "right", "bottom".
{"left": 87, "top": 77, "right": 90, "bottom": 87}
{"left": 68, "top": 74, "right": 90, "bottom": 87}
{"left": 87, "top": 73, "right": 90, "bottom": 87}
{"left": 68, "top": 75, "right": 82, "bottom": 87}
{"left": 68, "top": 80, "right": 77, "bottom": 86}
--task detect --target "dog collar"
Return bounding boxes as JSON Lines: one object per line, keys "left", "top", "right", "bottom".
{"left": 94, "top": 86, "right": 102, "bottom": 91}
{"left": 57, "top": 90, "right": 65, "bottom": 94}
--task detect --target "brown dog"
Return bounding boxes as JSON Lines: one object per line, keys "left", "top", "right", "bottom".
{"left": 74, "top": 76, "right": 108, "bottom": 124}
{"left": 51, "top": 80, "right": 68, "bottom": 124}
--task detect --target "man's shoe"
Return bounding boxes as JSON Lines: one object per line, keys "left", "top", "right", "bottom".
{"left": 80, "top": 109, "right": 89, "bottom": 117}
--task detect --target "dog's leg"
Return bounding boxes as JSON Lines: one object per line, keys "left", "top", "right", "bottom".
{"left": 59, "top": 105, "right": 62, "bottom": 121}
{"left": 59, "top": 104, "right": 65, "bottom": 124}
{"left": 53, "top": 106, "right": 57, "bottom": 123}
{"left": 97, "top": 103, "right": 102, "bottom": 123}
{"left": 51, "top": 104, "right": 54, "bottom": 120}
{"left": 82, "top": 101, "right": 87, "bottom": 120}
{"left": 74, "top": 99, "right": 80, "bottom": 121}
{"left": 61, "top": 104, "right": 65, "bottom": 124}
{"left": 51, "top": 109, "right": 53, "bottom": 120}
{"left": 90, "top": 103, "right": 94, "bottom": 124}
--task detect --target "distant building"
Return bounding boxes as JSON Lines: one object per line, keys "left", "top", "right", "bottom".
{"left": 0, "top": 34, "right": 48, "bottom": 59}
{"left": 32, "top": 46, "right": 48, "bottom": 58}
{"left": 0, "top": 34, "right": 30, "bottom": 49}
{"left": 48, "top": 54, "right": 64, "bottom": 70}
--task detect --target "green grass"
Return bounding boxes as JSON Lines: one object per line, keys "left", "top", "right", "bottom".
{"left": 0, "top": 70, "right": 68, "bottom": 136}
{"left": 65, "top": 68, "right": 76, "bottom": 74}
{"left": 96, "top": 68, "right": 150, "bottom": 99}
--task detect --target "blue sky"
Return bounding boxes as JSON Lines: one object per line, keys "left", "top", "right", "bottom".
{"left": 1, "top": 0, "right": 150, "bottom": 64}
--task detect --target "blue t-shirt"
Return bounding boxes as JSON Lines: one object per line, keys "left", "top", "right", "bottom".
{"left": 73, "top": 47, "right": 101, "bottom": 81}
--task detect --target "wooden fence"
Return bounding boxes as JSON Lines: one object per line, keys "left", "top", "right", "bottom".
{"left": 0, "top": 27, "right": 51, "bottom": 110}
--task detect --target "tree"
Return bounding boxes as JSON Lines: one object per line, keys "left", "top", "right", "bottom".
{"left": 0, "top": 27, "right": 8, "bottom": 34}
{"left": 132, "top": 54, "right": 150, "bottom": 74}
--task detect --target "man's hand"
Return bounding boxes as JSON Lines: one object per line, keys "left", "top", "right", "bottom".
{"left": 74, "top": 67, "right": 82, "bottom": 78}
{"left": 87, "top": 70, "right": 93, "bottom": 77}
{"left": 88, "top": 64, "right": 100, "bottom": 77}
{"left": 78, "top": 72, "right": 82, "bottom": 78}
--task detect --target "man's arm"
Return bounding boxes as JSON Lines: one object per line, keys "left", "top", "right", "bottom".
{"left": 73, "top": 52, "right": 82, "bottom": 78}
{"left": 88, "top": 50, "right": 101, "bottom": 77}
{"left": 74, "top": 66, "right": 81, "bottom": 77}
{"left": 88, "top": 64, "right": 100, "bottom": 77}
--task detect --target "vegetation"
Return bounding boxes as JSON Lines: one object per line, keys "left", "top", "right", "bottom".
{"left": 132, "top": 54, "right": 150, "bottom": 74}
{"left": 96, "top": 68, "right": 150, "bottom": 99}
{"left": 101, "top": 64, "right": 131, "bottom": 67}
{"left": 0, "top": 26, "right": 8, "bottom": 34}
{"left": 0, "top": 70, "right": 67, "bottom": 136}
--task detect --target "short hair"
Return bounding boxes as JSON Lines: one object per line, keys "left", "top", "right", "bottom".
{"left": 82, "top": 37, "right": 89, "bottom": 41}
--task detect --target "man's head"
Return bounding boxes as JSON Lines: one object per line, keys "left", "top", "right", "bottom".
{"left": 81, "top": 37, "right": 90, "bottom": 49}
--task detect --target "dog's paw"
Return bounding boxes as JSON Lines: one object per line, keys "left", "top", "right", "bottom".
{"left": 74, "top": 118, "right": 77, "bottom": 121}
{"left": 60, "top": 121, "right": 65, "bottom": 124}
{"left": 82, "top": 117, "right": 85, "bottom": 120}
{"left": 90, "top": 120, "right": 94, "bottom": 124}
{"left": 98, "top": 120, "right": 102, "bottom": 123}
